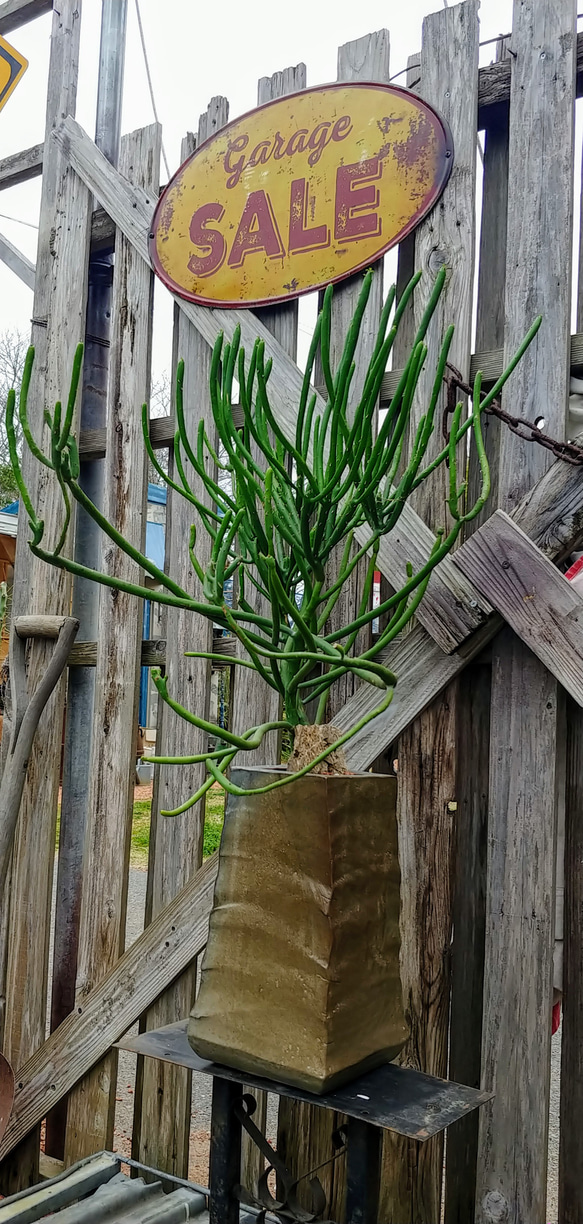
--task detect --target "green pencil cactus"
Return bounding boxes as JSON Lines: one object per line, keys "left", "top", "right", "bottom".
{"left": 8, "top": 269, "right": 540, "bottom": 811}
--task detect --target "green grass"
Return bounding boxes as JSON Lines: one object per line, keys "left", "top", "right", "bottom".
{"left": 130, "top": 788, "right": 225, "bottom": 869}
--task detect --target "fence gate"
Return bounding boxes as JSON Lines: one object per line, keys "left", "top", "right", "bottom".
{"left": 0, "top": 1, "right": 582, "bottom": 1222}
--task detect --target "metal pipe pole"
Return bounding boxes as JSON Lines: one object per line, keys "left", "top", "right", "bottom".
{"left": 46, "top": 0, "right": 128, "bottom": 1161}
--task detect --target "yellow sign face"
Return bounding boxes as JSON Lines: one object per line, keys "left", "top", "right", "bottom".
{"left": 0, "top": 34, "right": 28, "bottom": 115}
{"left": 150, "top": 83, "right": 453, "bottom": 309}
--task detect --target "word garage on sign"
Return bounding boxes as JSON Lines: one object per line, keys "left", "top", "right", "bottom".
{"left": 150, "top": 83, "right": 453, "bottom": 309}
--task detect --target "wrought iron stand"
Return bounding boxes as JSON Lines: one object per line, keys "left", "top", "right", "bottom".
{"left": 118, "top": 1021, "right": 491, "bottom": 1223}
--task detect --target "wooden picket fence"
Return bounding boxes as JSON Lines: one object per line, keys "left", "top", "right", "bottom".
{"left": 0, "top": 0, "right": 583, "bottom": 1221}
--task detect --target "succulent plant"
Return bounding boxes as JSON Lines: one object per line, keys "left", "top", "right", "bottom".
{"left": 8, "top": 269, "right": 539, "bottom": 809}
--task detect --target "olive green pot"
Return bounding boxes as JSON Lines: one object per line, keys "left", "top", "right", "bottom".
{"left": 188, "top": 767, "right": 408, "bottom": 1094}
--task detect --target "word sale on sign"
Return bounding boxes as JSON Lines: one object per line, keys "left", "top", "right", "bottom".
{"left": 150, "top": 83, "right": 453, "bottom": 309}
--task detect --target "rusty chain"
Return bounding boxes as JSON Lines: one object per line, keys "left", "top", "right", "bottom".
{"left": 444, "top": 361, "right": 583, "bottom": 467}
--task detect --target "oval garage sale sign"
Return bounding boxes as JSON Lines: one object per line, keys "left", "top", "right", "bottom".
{"left": 150, "top": 83, "right": 453, "bottom": 309}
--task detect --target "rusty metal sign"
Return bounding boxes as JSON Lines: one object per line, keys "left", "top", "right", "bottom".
{"left": 0, "top": 34, "right": 28, "bottom": 115}
{"left": 150, "top": 83, "right": 453, "bottom": 309}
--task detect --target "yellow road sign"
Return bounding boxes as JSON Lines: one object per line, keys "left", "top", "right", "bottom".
{"left": 0, "top": 34, "right": 28, "bottom": 115}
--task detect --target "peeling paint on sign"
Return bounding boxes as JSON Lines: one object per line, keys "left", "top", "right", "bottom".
{"left": 150, "top": 83, "right": 453, "bottom": 309}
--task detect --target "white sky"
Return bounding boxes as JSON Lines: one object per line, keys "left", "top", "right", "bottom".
{"left": 0, "top": 0, "right": 565, "bottom": 385}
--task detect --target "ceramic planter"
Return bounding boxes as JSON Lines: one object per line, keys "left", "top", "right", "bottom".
{"left": 188, "top": 767, "right": 407, "bottom": 1094}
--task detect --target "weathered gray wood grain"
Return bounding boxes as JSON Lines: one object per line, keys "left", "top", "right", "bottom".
{"left": 445, "top": 41, "right": 508, "bottom": 1215}
{"left": 559, "top": 696, "right": 583, "bottom": 1223}
{"left": 134, "top": 109, "right": 226, "bottom": 1182}
{"left": 455, "top": 511, "right": 583, "bottom": 707}
{"left": 475, "top": 3, "right": 577, "bottom": 1221}
{"left": 0, "top": 854, "right": 219, "bottom": 1163}
{"left": 233, "top": 66, "right": 307, "bottom": 1198}
{"left": 277, "top": 36, "right": 389, "bottom": 1223}
{"left": 0, "top": 0, "right": 50, "bottom": 34}
{"left": 63, "top": 124, "right": 160, "bottom": 1168}
{"left": 230, "top": 66, "right": 305, "bottom": 775}
{"left": 0, "top": 0, "right": 89, "bottom": 1196}
{"left": 0, "top": 232, "right": 34, "bottom": 289}
{"left": 0, "top": 142, "right": 43, "bottom": 190}
{"left": 379, "top": 8, "right": 479, "bottom": 1220}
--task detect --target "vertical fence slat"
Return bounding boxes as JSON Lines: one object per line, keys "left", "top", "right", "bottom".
{"left": 445, "top": 45, "right": 509, "bottom": 1221}
{"left": 559, "top": 697, "right": 583, "bottom": 1223}
{"left": 231, "top": 60, "right": 308, "bottom": 1201}
{"left": 62, "top": 123, "right": 160, "bottom": 1166}
{"left": 475, "top": 3, "right": 576, "bottom": 1221}
{"left": 228, "top": 64, "right": 307, "bottom": 772}
{"left": 0, "top": 0, "right": 89, "bottom": 1194}
{"left": 275, "top": 31, "right": 390, "bottom": 1222}
{"left": 558, "top": 96, "right": 583, "bottom": 1224}
{"left": 132, "top": 101, "right": 228, "bottom": 1181}
{"left": 379, "top": 5, "right": 479, "bottom": 1222}
{"left": 467, "top": 39, "right": 510, "bottom": 528}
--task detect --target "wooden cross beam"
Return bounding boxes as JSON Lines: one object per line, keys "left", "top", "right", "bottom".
{"left": 454, "top": 510, "right": 583, "bottom": 706}
{"left": 340, "top": 449, "right": 583, "bottom": 768}
{"left": 0, "top": 231, "right": 35, "bottom": 289}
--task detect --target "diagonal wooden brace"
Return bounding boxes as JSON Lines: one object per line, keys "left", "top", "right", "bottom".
{"left": 453, "top": 510, "right": 583, "bottom": 706}
{"left": 0, "top": 615, "right": 79, "bottom": 892}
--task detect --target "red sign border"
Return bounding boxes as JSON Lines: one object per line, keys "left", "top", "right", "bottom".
{"left": 149, "top": 81, "right": 454, "bottom": 310}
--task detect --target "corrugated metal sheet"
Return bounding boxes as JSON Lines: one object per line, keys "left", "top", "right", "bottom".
{"left": 0, "top": 1152, "right": 206, "bottom": 1222}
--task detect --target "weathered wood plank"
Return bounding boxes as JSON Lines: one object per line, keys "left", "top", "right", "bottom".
{"left": 559, "top": 697, "right": 583, "bottom": 1223}
{"left": 381, "top": 328, "right": 583, "bottom": 404}
{"left": 0, "top": 142, "right": 43, "bottom": 191}
{"left": 0, "top": 0, "right": 50, "bottom": 34}
{"left": 445, "top": 663, "right": 490, "bottom": 1224}
{"left": 455, "top": 511, "right": 583, "bottom": 706}
{"left": 277, "top": 37, "right": 389, "bottom": 1223}
{"left": 445, "top": 47, "right": 508, "bottom": 1216}
{"left": 356, "top": 506, "right": 491, "bottom": 656}
{"left": 466, "top": 40, "right": 510, "bottom": 532}
{"left": 133, "top": 107, "right": 226, "bottom": 1181}
{"left": 54, "top": 116, "right": 491, "bottom": 661}
{"left": 67, "top": 635, "right": 236, "bottom": 669}
{"left": 478, "top": 631, "right": 559, "bottom": 1224}
{"left": 475, "top": 3, "right": 576, "bottom": 1221}
{"left": 63, "top": 124, "right": 160, "bottom": 1167}
{"left": 0, "top": 0, "right": 88, "bottom": 1197}
{"left": 380, "top": 9, "right": 479, "bottom": 1221}
{"left": 234, "top": 66, "right": 307, "bottom": 1199}
{"left": 230, "top": 65, "right": 305, "bottom": 772}
{"left": 0, "top": 854, "right": 219, "bottom": 1162}
{"left": 0, "top": 232, "right": 35, "bottom": 289}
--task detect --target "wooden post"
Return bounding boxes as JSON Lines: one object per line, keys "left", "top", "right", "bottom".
{"left": 62, "top": 123, "right": 161, "bottom": 1166}
{"left": 0, "top": 0, "right": 90, "bottom": 1195}
{"left": 475, "top": 2, "right": 576, "bottom": 1221}
{"left": 557, "top": 89, "right": 583, "bottom": 1224}
{"left": 559, "top": 697, "right": 583, "bottom": 1223}
{"left": 379, "top": 6, "right": 479, "bottom": 1222}
{"left": 445, "top": 40, "right": 509, "bottom": 1224}
{"left": 47, "top": 0, "right": 128, "bottom": 1160}
{"left": 231, "top": 62, "right": 307, "bottom": 1199}
{"left": 132, "top": 101, "right": 228, "bottom": 1181}
{"left": 276, "top": 31, "right": 390, "bottom": 1222}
